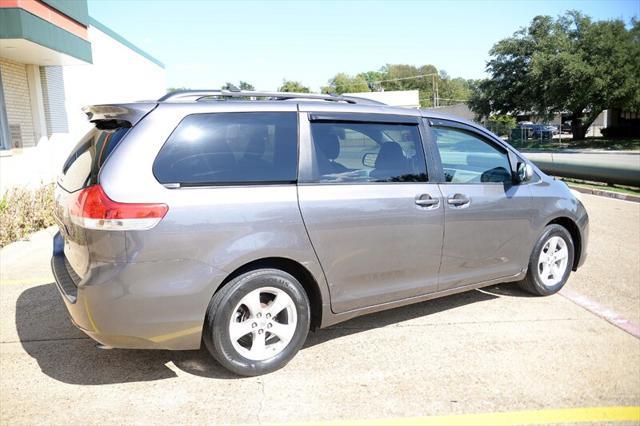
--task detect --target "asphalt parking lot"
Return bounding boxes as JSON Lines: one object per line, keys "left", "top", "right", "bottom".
{"left": 1, "top": 193, "right": 639, "bottom": 425}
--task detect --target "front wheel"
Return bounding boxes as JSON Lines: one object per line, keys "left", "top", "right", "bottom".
{"left": 203, "top": 269, "right": 310, "bottom": 376}
{"left": 518, "top": 224, "right": 575, "bottom": 296}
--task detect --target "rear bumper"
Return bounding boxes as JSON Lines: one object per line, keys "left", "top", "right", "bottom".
{"left": 51, "top": 231, "right": 226, "bottom": 350}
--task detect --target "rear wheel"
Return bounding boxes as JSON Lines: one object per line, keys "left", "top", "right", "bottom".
{"left": 203, "top": 269, "right": 310, "bottom": 376}
{"left": 518, "top": 224, "right": 574, "bottom": 296}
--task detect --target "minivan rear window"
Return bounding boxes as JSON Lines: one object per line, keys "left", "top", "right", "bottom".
{"left": 59, "top": 127, "right": 129, "bottom": 192}
{"left": 153, "top": 112, "right": 298, "bottom": 185}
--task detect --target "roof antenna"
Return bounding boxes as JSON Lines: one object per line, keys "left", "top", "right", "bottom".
{"left": 226, "top": 84, "right": 241, "bottom": 92}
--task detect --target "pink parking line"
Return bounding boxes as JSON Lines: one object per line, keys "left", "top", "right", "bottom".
{"left": 560, "top": 288, "right": 640, "bottom": 339}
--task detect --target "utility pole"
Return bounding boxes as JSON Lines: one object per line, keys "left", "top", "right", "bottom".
{"left": 432, "top": 75, "right": 439, "bottom": 108}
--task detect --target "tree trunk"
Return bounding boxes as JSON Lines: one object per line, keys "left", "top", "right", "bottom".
{"left": 571, "top": 121, "right": 588, "bottom": 140}
{"left": 570, "top": 111, "right": 588, "bottom": 140}
{"left": 570, "top": 109, "right": 602, "bottom": 141}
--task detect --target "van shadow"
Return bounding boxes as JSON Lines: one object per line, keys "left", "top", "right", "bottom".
{"left": 15, "top": 282, "right": 530, "bottom": 385}
{"left": 303, "top": 283, "right": 533, "bottom": 348}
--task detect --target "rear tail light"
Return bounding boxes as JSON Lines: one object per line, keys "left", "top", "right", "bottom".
{"left": 69, "top": 184, "right": 168, "bottom": 231}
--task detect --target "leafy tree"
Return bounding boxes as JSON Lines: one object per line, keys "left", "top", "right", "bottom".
{"left": 357, "top": 70, "right": 385, "bottom": 91}
{"left": 221, "top": 81, "right": 255, "bottom": 91}
{"left": 469, "top": 12, "right": 640, "bottom": 140}
{"left": 167, "top": 86, "right": 189, "bottom": 92}
{"left": 488, "top": 114, "right": 517, "bottom": 128}
{"left": 321, "top": 73, "right": 370, "bottom": 94}
{"left": 278, "top": 80, "right": 311, "bottom": 93}
{"left": 485, "top": 114, "right": 517, "bottom": 137}
{"left": 356, "top": 64, "right": 473, "bottom": 107}
{"left": 377, "top": 64, "right": 437, "bottom": 106}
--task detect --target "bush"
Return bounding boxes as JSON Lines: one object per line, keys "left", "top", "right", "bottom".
{"left": 484, "top": 115, "right": 516, "bottom": 137}
{"left": 0, "top": 184, "right": 56, "bottom": 247}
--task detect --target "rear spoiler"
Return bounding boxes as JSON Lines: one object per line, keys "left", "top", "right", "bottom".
{"left": 82, "top": 103, "right": 158, "bottom": 129}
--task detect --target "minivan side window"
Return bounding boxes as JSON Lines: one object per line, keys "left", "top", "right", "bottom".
{"left": 433, "top": 127, "right": 512, "bottom": 184}
{"left": 309, "top": 122, "right": 427, "bottom": 183}
{"left": 153, "top": 112, "right": 298, "bottom": 185}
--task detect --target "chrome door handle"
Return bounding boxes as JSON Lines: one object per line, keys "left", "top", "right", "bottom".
{"left": 415, "top": 194, "right": 439, "bottom": 207}
{"left": 447, "top": 193, "right": 470, "bottom": 207}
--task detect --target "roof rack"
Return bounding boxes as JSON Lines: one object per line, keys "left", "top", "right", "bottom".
{"left": 157, "top": 89, "right": 386, "bottom": 105}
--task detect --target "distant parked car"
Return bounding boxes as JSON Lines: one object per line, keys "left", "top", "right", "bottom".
{"left": 515, "top": 121, "right": 535, "bottom": 139}
{"left": 532, "top": 124, "right": 559, "bottom": 139}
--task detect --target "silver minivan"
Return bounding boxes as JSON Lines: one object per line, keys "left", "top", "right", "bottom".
{"left": 52, "top": 90, "right": 588, "bottom": 376}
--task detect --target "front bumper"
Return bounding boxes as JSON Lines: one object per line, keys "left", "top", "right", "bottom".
{"left": 575, "top": 203, "right": 589, "bottom": 270}
{"left": 51, "top": 231, "right": 225, "bottom": 350}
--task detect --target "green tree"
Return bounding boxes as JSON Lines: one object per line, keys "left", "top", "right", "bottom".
{"left": 485, "top": 114, "right": 517, "bottom": 137}
{"left": 377, "top": 64, "right": 437, "bottom": 106}
{"left": 221, "top": 81, "right": 255, "bottom": 91}
{"left": 367, "top": 64, "right": 472, "bottom": 107}
{"left": 167, "top": 86, "right": 189, "bottom": 92}
{"left": 278, "top": 80, "right": 311, "bottom": 93}
{"left": 297, "top": 64, "right": 473, "bottom": 106}
{"left": 469, "top": 12, "right": 640, "bottom": 140}
{"left": 321, "top": 73, "right": 370, "bottom": 94}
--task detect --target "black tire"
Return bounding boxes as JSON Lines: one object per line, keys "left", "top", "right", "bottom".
{"left": 518, "top": 224, "right": 575, "bottom": 296}
{"left": 203, "top": 269, "right": 310, "bottom": 376}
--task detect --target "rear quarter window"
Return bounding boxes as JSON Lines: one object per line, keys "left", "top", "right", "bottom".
{"left": 153, "top": 112, "right": 298, "bottom": 185}
{"left": 59, "top": 127, "right": 129, "bottom": 192}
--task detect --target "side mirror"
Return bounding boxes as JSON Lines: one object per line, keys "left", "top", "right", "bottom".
{"left": 516, "top": 161, "right": 533, "bottom": 183}
{"left": 362, "top": 152, "right": 377, "bottom": 168}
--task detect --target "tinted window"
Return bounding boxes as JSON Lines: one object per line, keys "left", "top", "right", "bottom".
{"left": 433, "top": 127, "right": 512, "bottom": 184}
{"left": 59, "top": 127, "right": 129, "bottom": 192}
{"left": 309, "top": 122, "right": 427, "bottom": 183}
{"left": 153, "top": 112, "right": 298, "bottom": 185}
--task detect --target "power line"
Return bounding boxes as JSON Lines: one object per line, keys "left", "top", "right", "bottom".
{"left": 436, "top": 98, "right": 469, "bottom": 102}
{"left": 372, "top": 73, "right": 439, "bottom": 84}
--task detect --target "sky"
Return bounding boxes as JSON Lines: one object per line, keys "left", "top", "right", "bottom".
{"left": 88, "top": 0, "right": 639, "bottom": 92}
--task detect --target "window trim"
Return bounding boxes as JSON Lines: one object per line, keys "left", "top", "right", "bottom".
{"left": 309, "top": 112, "right": 421, "bottom": 125}
{"left": 298, "top": 113, "right": 429, "bottom": 185}
{"left": 151, "top": 111, "right": 300, "bottom": 187}
{"left": 428, "top": 120, "right": 516, "bottom": 185}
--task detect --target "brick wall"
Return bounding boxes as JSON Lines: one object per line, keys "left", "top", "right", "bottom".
{"left": 0, "top": 58, "right": 36, "bottom": 148}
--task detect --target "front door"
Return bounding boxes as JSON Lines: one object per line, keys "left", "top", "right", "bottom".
{"left": 429, "top": 122, "right": 533, "bottom": 290}
{"left": 297, "top": 113, "right": 444, "bottom": 313}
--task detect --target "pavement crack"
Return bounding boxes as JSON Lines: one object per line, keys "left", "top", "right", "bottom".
{"left": 1, "top": 336, "right": 90, "bottom": 344}
{"left": 256, "top": 378, "right": 266, "bottom": 425}
{"left": 324, "top": 317, "right": 582, "bottom": 332}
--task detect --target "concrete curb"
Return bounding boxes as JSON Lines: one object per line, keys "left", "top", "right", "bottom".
{"left": 522, "top": 149, "right": 640, "bottom": 155}
{"left": 568, "top": 185, "right": 640, "bottom": 203}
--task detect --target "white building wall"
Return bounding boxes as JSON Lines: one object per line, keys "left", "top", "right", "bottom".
{"left": 345, "top": 90, "right": 420, "bottom": 108}
{"left": 0, "top": 26, "right": 166, "bottom": 193}
{"left": 63, "top": 25, "right": 166, "bottom": 140}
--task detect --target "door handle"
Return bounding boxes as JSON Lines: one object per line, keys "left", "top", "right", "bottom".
{"left": 447, "top": 193, "right": 470, "bottom": 207}
{"left": 415, "top": 194, "right": 439, "bottom": 207}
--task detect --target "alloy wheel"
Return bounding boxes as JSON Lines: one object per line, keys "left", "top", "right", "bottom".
{"left": 537, "top": 236, "right": 569, "bottom": 287}
{"left": 228, "top": 287, "right": 297, "bottom": 361}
